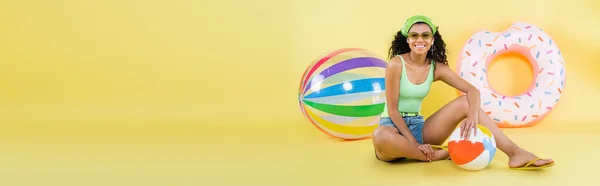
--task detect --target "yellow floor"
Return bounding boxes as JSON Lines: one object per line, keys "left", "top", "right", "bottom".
{"left": 0, "top": 119, "right": 596, "bottom": 186}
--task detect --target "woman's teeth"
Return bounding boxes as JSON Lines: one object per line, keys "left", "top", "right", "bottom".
{"left": 415, "top": 45, "right": 426, "bottom": 48}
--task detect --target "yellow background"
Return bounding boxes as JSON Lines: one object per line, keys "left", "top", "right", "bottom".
{"left": 1, "top": 0, "right": 599, "bottom": 185}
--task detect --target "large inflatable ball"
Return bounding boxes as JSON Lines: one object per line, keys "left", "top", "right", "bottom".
{"left": 298, "top": 48, "right": 387, "bottom": 140}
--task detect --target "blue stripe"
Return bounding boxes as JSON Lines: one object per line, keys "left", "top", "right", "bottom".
{"left": 544, "top": 91, "right": 551, "bottom": 95}
{"left": 536, "top": 51, "right": 540, "bottom": 58}
{"left": 484, "top": 101, "right": 491, "bottom": 105}
{"left": 304, "top": 78, "right": 385, "bottom": 98}
{"left": 504, "top": 33, "right": 511, "bottom": 38}
{"left": 530, "top": 104, "right": 534, "bottom": 108}
{"left": 478, "top": 40, "right": 482, "bottom": 47}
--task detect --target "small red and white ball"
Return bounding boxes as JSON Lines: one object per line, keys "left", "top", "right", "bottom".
{"left": 447, "top": 124, "right": 497, "bottom": 171}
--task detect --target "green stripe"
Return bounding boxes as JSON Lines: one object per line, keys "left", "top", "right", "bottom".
{"left": 302, "top": 100, "right": 384, "bottom": 117}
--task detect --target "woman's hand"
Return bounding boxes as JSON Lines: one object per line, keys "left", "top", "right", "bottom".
{"left": 417, "top": 144, "right": 435, "bottom": 161}
{"left": 460, "top": 114, "right": 478, "bottom": 140}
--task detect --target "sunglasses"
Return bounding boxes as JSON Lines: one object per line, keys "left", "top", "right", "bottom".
{"left": 407, "top": 32, "right": 433, "bottom": 41}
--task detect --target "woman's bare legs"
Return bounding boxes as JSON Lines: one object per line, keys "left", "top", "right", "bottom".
{"left": 372, "top": 126, "right": 449, "bottom": 162}
{"left": 421, "top": 95, "right": 554, "bottom": 168}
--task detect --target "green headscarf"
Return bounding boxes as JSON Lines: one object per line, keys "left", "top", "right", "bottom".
{"left": 400, "top": 15, "right": 437, "bottom": 37}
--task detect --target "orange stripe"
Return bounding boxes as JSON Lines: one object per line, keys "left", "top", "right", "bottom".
{"left": 448, "top": 141, "right": 485, "bottom": 165}
{"left": 504, "top": 109, "right": 512, "bottom": 112}
{"left": 558, "top": 88, "right": 562, "bottom": 94}
{"left": 491, "top": 93, "right": 497, "bottom": 98}
{"left": 470, "top": 72, "right": 476, "bottom": 76}
{"left": 466, "top": 51, "right": 471, "bottom": 56}
{"left": 486, "top": 111, "right": 492, "bottom": 115}
{"left": 529, "top": 44, "right": 537, "bottom": 49}
{"left": 485, "top": 44, "right": 492, "bottom": 47}
{"left": 514, "top": 102, "right": 520, "bottom": 108}
{"left": 493, "top": 34, "right": 500, "bottom": 42}
{"left": 538, "top": 36, "right": 544, "bottom": 42}
{"left": 538, "top": 99, "right": 542, "bottom": 109}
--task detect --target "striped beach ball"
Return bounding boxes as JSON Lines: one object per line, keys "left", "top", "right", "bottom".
{"left": 447, "top": 124, "right": 497, "bottom": 171}
{"left": 298, "top": 48, "right": 387, "bottom": 140}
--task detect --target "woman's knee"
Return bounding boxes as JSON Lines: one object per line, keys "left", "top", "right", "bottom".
{"left": 454, "top": 95, "right": 469, "bottom": 113}
{"left": 372, "top": 127, "right": 396, "bottom": 147}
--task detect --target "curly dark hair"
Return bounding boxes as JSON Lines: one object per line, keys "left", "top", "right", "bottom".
{"left": 387, "top": 24, "right": 448, "bottom": 66}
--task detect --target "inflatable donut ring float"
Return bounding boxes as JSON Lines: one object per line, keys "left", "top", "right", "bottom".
{"left": 457, "top": 22, "right": 566, "bottom": 128}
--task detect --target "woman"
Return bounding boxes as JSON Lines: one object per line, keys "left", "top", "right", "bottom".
{"left": 372, "top": 15, "right": 554, "bottom": 169}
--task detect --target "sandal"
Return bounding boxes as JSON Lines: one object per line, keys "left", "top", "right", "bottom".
{"left": 510, "top": 158, "right": 555, "bottom": 170}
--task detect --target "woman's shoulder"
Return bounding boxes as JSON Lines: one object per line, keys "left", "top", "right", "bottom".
{"left": 385, "top": 55, "right": 404, "bottom": 77}
{"left": 432, "top": 61, "right": 449, "bottom": 69}
{"left": 432, "top": 61, "right": 453, "bottom": 80}
{"left": 388, "top": 55, "right": 404, "bottom": 67}
{"left": 432, "top": 61, "right": 446, "bottom": 67}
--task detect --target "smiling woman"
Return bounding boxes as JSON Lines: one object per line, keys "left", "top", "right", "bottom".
{"left": 387, "top": 15, "right": 448, "bottom": 66}
{"left": 372, "top": 15, "right": 555, "bottom": 170}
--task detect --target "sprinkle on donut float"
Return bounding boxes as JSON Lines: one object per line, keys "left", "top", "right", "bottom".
{"left": 456, "top": 22, "right": 566, "bottom": 128}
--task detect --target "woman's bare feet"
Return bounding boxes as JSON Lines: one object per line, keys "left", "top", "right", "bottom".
{"left": 508, "top": 148, "right": 554, "bottom": 168}
{"left": 433, "top": 149, "right": 449, "bottom": 161}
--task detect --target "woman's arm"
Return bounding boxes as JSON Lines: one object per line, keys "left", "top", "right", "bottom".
{"left": 385, "top": 58, "right": 419, "bottom": 146}
{"left": 435, "top": 63, "right": 481, "bottom": 138}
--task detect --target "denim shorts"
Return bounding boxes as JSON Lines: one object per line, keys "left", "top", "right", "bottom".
{"left": 379, "top": 115, "right": 425, "bottom": 144}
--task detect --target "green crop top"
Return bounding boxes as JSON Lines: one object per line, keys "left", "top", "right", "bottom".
{"left": 380, "top": 55, "right": 435, "bottom": 117}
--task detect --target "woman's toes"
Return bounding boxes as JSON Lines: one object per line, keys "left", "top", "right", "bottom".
{"left": 536, "top": 159, "right": 554, "bottom": 166}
